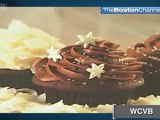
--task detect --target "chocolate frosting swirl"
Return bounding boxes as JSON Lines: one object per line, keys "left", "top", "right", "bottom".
{"left": 35, "top": 40, "right": 143, "bottom": 85}
{"left": 127, "top": 33, "right": 160, "bottom": 74}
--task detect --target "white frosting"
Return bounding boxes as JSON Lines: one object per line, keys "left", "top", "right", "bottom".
{"left": 0, "top": 20, "right": 65, "bottom": 70}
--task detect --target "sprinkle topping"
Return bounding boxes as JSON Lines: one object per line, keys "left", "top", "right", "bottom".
{"left": 46, "top": 47, "right": 62, "bottom": 62}
{"left": 86, "top": 63, "right": 105, "bottom": 79}
{"left": 75, "top": 32, "right": 100, "bottom": 48}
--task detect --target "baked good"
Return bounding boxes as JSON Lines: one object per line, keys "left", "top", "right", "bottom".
{"left": 33, "top": 32, "right": 144, "bottom": 106}
{"left": 0, "top": 20, "right": 64, "bottom": 93}
{"left": 127, "top": 33, "right": 160, "bottom": 97}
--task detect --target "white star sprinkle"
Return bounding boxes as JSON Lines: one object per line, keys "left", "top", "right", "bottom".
{"left": 46, "top": 47, "right": 62, "bottom": 62}
{"left": 75, "top": 32, "right": 100, "bottom": 48}
{"left": 86, "top": 63, "right": 105, "bottom": 79}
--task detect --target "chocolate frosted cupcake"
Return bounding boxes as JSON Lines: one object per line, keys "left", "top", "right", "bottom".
{"left": 33, "top": 32, "right": 144, "bottom": 106}
{"left": 0, "top": 20, "right": 64, "bottom": 92}
{"left": 127, "top": 33, "right": 160, "bottom": 97}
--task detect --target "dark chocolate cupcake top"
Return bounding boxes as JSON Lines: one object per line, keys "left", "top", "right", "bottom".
{"left": 127, "top": 33, "right": 160, "bottom": 75}
{"left": 34, "top": 32, "right": 143, "bottom": 88}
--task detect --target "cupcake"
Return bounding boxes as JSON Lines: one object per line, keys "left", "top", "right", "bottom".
{"left": 127, "top": 33, "right": 160, "bottom": 97}
{"left": 33, "top": 32, "right": 144, "bottom": 107}
{"left": 0, "top": 20, "right": 64, "bottom": 92}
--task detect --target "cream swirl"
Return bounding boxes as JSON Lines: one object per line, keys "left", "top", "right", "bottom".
{"left": 35, "top": 40, "right": 143, "bottom": 85}
{"left": 127, "top": 33, "right": 160, "bottom": 74}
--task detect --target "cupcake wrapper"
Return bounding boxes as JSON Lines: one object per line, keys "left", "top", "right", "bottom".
{"left": 133, "top": 73, "right": 160, "bottom": 98}
{"left": 0, "top": 69, "right": 43, "bottom": 94}
{"left": 44, "top": 88, "right": 131, "bottom": 107}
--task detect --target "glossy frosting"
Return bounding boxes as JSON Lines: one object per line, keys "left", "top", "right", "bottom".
{"left": 35, "top": 40, "right": 143, "bottom": 85}
{"left": 0, "top": 20, "right": 65, "bottom": 70}
{"left": 127, "top": 33, "right": 160, "bottom": 74}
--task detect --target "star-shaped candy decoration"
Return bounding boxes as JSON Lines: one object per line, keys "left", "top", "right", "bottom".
{"left": 86, "top": 63, "right": 105, "bottom": 79}
{"left": 46, "top": 47, "right": 62, "bottom": 62}
{"left": 75, "top": 32, "right": 100, "bottom": 48}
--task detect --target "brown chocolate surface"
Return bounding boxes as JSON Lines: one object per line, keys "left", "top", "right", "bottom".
{"left": 33, "top": 40, "right": 144, "bottom": 91}
{"left": 127, "top": 33, "right": 160, "bottom": 75}
{"left": 126, "top": 33, "right": 160, "bottom": 97}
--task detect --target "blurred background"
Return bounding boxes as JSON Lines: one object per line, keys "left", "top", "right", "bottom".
{"left": 0, "top": 7, "right": 160, "bottom": 50}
